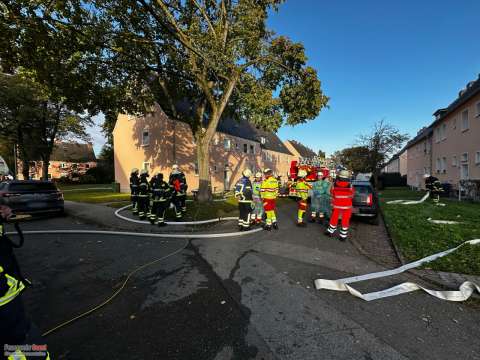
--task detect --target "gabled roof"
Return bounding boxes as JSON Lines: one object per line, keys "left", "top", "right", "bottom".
{"left": 287, "top": 140, "right": 317, "bottom": 158}
{"left": 255, "top": 128, "right": 292, "bottom": 154}
{"left": 404, "top": 126, "right": 433, "bottom": 150}
{"left": 51, "top": 142, "right": 96, "bottom": 162}
{"left": 432, "top": 75, "right": 480, "bottom": 125}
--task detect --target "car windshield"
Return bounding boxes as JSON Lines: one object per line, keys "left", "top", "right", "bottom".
{"left": 353, "top": 185, "right": 372, "bottom": 194}
{"left": 9, "top": 182, "right": 57, "bottom": 192}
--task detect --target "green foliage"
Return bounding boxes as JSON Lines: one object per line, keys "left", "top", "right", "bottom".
{"left": 380, "top": 187, "right": 480, "bottom": 275}
{"left": 332, "top": 146, "right": 373, "bottom": 173}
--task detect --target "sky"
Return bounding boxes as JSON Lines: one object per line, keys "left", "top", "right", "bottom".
{"left": 87, "top": 0, "right": 480, "bottom": 156}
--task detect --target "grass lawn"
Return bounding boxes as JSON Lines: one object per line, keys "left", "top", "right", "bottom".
{"left": 380, "top": 187, "right": 480, "bottom": 276}
{"left": 57, "top": 183, "right": 113, "bottom": 190}
{"left": 63, "top": 191, "right": 131, "bottom": 203}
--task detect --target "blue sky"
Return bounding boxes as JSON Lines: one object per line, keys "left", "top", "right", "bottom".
{"left": 87, "top": 0, "right": 480, "bottom": 156}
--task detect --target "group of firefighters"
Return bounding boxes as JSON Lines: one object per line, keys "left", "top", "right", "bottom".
{"left": 234, "top": 167, "right": 355, "bottom": 241}
{"left": 129, "top": 164, "right": 188, "bottom": 225}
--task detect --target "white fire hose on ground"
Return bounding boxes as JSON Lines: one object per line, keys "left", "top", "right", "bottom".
{"left": 386, "top": 191, "right": 430, "bottom": 205}
{"left": 315, "top": 239, "right": 480, "bottom": 302}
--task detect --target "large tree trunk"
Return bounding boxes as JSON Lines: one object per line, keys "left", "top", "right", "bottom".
{"left": 42, "top": 155, "right": 50, "bottom": 181}
{"left": 196, "top": 138, "right": 212, "bottom": 202}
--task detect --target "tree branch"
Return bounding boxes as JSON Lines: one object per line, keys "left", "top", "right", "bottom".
{"left": 191, "top": 0, "right": 217, "bottom": 41}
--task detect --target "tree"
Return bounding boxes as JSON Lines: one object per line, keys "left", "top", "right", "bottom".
{"left": 317, "top": 150, "right": 326, "bottom": 159}
{"left": 13, "top": 0, "right": 327, "bottom": 201}
{"left": 332, "top": 146, "right": 373, "bottom": 174}
{"left": 357, "top": 119, "right": 408, "bottom": 188}
{"left": 0, "top": 72, "right": 91, "bottom": 180}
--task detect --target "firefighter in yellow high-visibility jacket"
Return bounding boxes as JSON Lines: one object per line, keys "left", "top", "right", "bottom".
{"left": 260, "top": 169, "right": 279, "bottom": 231}
{"left": 295, "top": 169, "right": 312, "bottom": 226}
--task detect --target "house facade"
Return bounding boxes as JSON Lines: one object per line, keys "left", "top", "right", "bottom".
{"left": 405, "top": 127, "right": 432, "bottom": 189}
{"left": 17, "top": 142, "right": 97, "bottom": 180}
{"left": 430, "top": 78, "right": 480, "bottom": 187}
{"left": 283, "top": 140, "right": 317, "bottom": 162}
{"left": 113, "top": 105, "right": 295, "bottom": 193}
{"left": 382, "top": 148, "right": 408, "bottom": 176}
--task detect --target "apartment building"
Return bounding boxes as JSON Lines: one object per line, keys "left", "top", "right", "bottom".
{"left": 382, "top": 147, "right": 408, "bottom": 176}
{"left": 283, "top": 140, "right": 317, "bottom": 162}
{"left": 113, "top": 104, "right": 295, "bottom": 193}
{"left": 430, "top": 76, "right": 480, "bottom": 188}
{"left": 405, "top": 127, "right": 433, "bottom": 189}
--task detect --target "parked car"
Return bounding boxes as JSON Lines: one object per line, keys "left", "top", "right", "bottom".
{"left": 0, "top": 180, "right": 64, "bottom": 215}
{"left": 351, "top": 180, "right": 379, "bottom": 225}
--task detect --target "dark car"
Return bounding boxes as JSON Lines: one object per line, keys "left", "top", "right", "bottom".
{"left": 352, "top": 180, "right": 379, "bottom": 225}
{"left": 0, "top": 180, "right": 64, "bottom": 215}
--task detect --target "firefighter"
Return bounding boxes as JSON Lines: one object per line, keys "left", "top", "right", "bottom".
{"left": 326, "top": 170, "right": 355, "bottom": 241}
{"left": 260, "top": 168, "right": 279, "bottom": 231}
{"left": 137, "top": 169, "right": 150, "bottom": 219}
{"left": 234, "top": 169, "right": 254, "bottom": 230}
{"left": 169, "top": 164, "right": 188, "bottom": 220}
{"left": 0, "top": 206, "right": 51, "bottom": 359}
{"left": 129, "top": 168, "right": 140, "bottom": 214}
{"left": 424, "top": 174, "right": 443, "bottom": 203}
{"left": 149, "top": 173, "right": 172, "bottom": 226}
{"left": 310, "top": 169, "right": 331, "bottom": 223}
{"left": 251, "top": 172, "right": 264, "bottom": 224}
{"left": 295, "top": 169, "right": 312, "bottom": 227}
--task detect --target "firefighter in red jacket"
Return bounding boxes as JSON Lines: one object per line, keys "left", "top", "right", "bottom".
{"left": 325, "top": 170, "right": 355, "bottom": 241}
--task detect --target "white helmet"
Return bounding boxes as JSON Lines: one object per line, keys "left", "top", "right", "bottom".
{"left": 172, "top": 164, "right": 179, "bottom": 171}
{"left": 140, "top": 169, "right": 148, "bottom": 175}
{"left": 338, "top": 170, "right": 351, "bottom": 180}
{"left": 298, "top": 169, "right": 307, "bottom": 178}
{"left": 264, "top": 168, "right": 272, "bottom": 174}
{"left": 255, "top": 172, "right": 262, "bottom": 178}
{"left": 423, "top": 174, "right": 430, "bottom": 179}
{"left": 131, "top": 168, "right": 139, "bottom": 174}
{"left": 242, "top": 169, "right": 252, "bottom": 177}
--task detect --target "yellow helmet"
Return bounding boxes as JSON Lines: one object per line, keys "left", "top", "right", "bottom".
{"left": 243, "top": 169, "right": 252, "bottom": 177}
{"left": 255, "top": 172, "right": 262, "bottom": 178}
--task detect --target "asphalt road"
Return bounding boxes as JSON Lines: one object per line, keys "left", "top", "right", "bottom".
{"left": 5, "top": 202, "right": 480, "bottom": 360}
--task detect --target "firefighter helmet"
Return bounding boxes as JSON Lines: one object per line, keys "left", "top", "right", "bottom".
{"left": 423, "top": 173, "right": 430, "bottom": 178}
{"left": 131, "top": 168, "right": 139, "bottom": 174}
{"left": 172, "top": 164, "right": 179, "bottom": 171}
{"left": 264, "top": 168, "right": 272, "bottom": 175}
{"left": 298, "top": 169, "right": 307, "bottom": 178}
{"left": 338, "top": 170, "right": 350, "bottom": 180}
{"left": 255, "top": 172, "right": 262, "bottom": 178}
{"left": 140, "top": 169, "right": 149, "bottom": 176}
{"left": 243, "top": 169, "right": 252, "bottom": 177}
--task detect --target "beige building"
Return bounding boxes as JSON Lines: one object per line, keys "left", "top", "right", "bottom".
{"left": 430, "top": 77, "right": 480, "bottom": 188}
{"left": 382, "top": 148, "right": 408, "bottom": 176}
{"left": 113, "top": 105, "right": 295, "bottom": 193}
{"left": 405, "top": 127, "right": 433, "bottom": 189}
{"left": 283, "top": 140, "right": 317, "bottom": 162}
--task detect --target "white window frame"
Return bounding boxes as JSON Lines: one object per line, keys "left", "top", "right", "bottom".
{"left": 461, "top": 110, "right": 469, "bottom": 131}
{"left": 475, "top": 151, "right": 480, "bottom": 165}
{"left": 460, "top": 163, "right": 469, "bottom": 180}
{"left": 461, "top": 152, "right": 468, "bottom": 163}
{"left": 243, "top": 143, "right": 248, "bottom": 153}
{"left": 223, "top": 138, "right": 231, "bottom": 150}
{"left": 441, "top": 157, "right": 447, "bottom": 173}
{"left": 141, "top": 128, "right": 150, "bottom": 146}
{"left": 142, "top": 162, "right": 150, "bottom": 171}
{"left": 452, "top": 155, "right": 458, "bottom": 167}
{"left": 441, "top": 123, "right": 447, "bottom": 140}
{"left": 435, "top": 158, "right": 441, "bottom": 173}
{"left": 476, "top": 102, "right": 480, "bottom": 117}
{"left": 250, "top": 144, "right": 255, "bottom": 154}
{"left": 260, "top": 136, "right": 266, "bottom": 145}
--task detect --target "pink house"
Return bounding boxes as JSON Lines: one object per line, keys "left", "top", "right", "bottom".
{"left": 113, "top": 105, "right": 295, "bottom": 193}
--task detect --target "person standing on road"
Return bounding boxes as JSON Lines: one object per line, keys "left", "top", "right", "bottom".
{"left": 137, "top": 169, "right": 150, "bottom": 220}
{"left": 234, "top": 169, "right": 254, "bottom": 231}
{"left": 295, "top": 169, "right": 312, "bottom": 227}
{"left": 251, "top": 172, "right": 264, "bottom": 224}
{"left": 260, "top": 168, "right": 279, "bottom": 231}
{"left": 129, "top": 168, "right": 140, "bottom": 215}
{"left": 310, "top": 170, "right": 331, "bottom": 224}
{"left": 424, "top": 174, "right": 443, "bottom": 203}
{"left": 169, "top": 164, "right": 188, "bottom": 220}
{"left": 149, "top": 173, "right": 172, "bottom": 226}
{"left": 0, "top": 205, "right": 51, "bottom": 359}
{"left": 326, "top": 170, "right": 355, "bottom": 241}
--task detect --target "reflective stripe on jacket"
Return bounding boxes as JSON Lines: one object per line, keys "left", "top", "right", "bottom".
{"left": 331, "top": 180, "right": 355, "bottom": 209}
{"left": 260, "top": 176, "right": 279, "bottom": 200}
{"left": 295, "top": 179, "right": 312, "bottom": 200}
{"left": 0, "top": 265, "right": 25, "bottom": 307}
{"left": 235, "top": 176, "right": 253, "bottom": 202}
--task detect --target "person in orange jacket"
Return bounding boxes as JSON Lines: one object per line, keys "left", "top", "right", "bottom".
{"left": 325, "top": 170, "right": 355, "bottom": 241}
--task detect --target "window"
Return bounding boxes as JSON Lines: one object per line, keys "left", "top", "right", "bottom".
{"left": 461, "top": 152, "right": 468, "bottom": 162}
{"left": 260, "top": 136, "right": 266, "bottom": 145}
{"left": 477, "top": 102, "right": 480, "bottom": 117}
{"left": 250, "top": 145, "right": 255, "bottom": 154}
{"left": 435, "top": 128, "right": 440, "bottom": 143}
{"left": 452, "top": 156, "right": 458, "bottom": 167}
{"left": 243, "top": 143, "right": 248, "bottom": 153}
{"left": 142, "top": 128, "right": 150, "bottom": 146}
{"left": 461, "top": 110, "right": 469, "bottom": 131}
{"left": 475, "top": 151, "right": 480, "bottom": 165}
{"left": 194, "top": 162, "right": 199, "bottom": 175}
{"left": 452, "top": 117, "right": 457, "bottom": 130}
{"left": 436, "top": 158, "right": 441, "bottom": 173}
{"left": 214, "top": 135, "right": 219, "bottom": 145}
{"left": 213, "top": 165, "right": 217, "bottom": 172}
{"left": 441, "top": 123, "right": 447, "bottom": 140}
{"left": 441, "top": 157, "right": 447, "bottom": 173}
{"left": 223, "top": 138, "right": 231, "bottom": 150}
{"left": 85, "top": 164, "right": 90, "bottom": 169}
{"left": 461, "top": 163, "right": 469, "bottom": 180}
{"left": 142, "top": 162, "right": 150, "bottom": 171}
